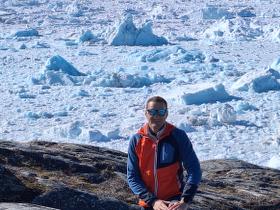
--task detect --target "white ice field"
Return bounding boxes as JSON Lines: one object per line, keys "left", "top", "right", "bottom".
{"left": 0, "top": 0, "right": 280, "bottom": 169}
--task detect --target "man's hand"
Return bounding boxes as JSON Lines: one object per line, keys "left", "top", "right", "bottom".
{"left": 167, "top": 200, "right": 189, "bottom": 210}
{"left": 152, "top": 199, "right": 170, "bottom": 210}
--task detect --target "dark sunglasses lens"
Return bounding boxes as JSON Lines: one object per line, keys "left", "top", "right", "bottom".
{"left": 148, "top": 109, "right": 157, "bottom": 116}
{"left": 158, "top": 109, "right": 167, "bottom": 116}
{"left": 147, "top": 109, "right": 167, "bottom": 116}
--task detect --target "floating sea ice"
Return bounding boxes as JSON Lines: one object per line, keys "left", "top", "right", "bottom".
{"left": 203, "top": 17, "right": 263, "bottom": 41}
{"left": 31, "top": 42, "right": 50, "bottom": 48}
{"left": 0, "top": 44, "right": 9, "bottom": 50}
{"left": 150, "top": 4, "right": 167, "bottom": 20}
{"left": 25, "top": 112, "right": 40, "bottom": 120}
{"left": 65, "top": 40, "right": 78, "bottom": 46}
{"left": 88, "top": 71, "right": 171, "bottom": 88}
{"left": 103, "top": 128, "right": 121, "bottom": 140}
{"left": 32, "top": 70, "right": 76, "bottom": 86}
{"left": 53, "top": 111, "right": 68, "bottom": 117}
{"left": 18, "top": 92, "right": 36, "bottom": 99}
{"left": 235, "top": 101, "right": 258, "bottom": 113}
{"left": 237, "top": 7, "right": 256, "bottom": 18}
{"left": 267, "top": 155, "right": 280, "bottom": 169}
{"left": 177, "top": 122, "right": 196, "bottom": 132}
{"left": 175, "top": 35, "right": 197, "bottom": 42}
{"left": 77, "top": 51, "right": 96, "bottom": 56}
{"left": 170, "top": 83, "right": 238, "bottom": 105}
{"left": 40, "top": 112, "right": 54, "bottom": 119}
{"left": 172, "top": 50, "right": 205, "bottom": 64}
{"left": 135, "top": 21, "right": 168, "bottom": 46}
{"left": 49, "top": 121, "right": 83, "bottom": 139}
{"left": 270, "top": 57, "right": 280, "bottom": 71}
{"left": 46, "top": 55, "right": 86, "bottom": 76}
{"left": 19, "top": 43, "right": 27, "bottom": 49}
{"left": 109, "top": 14, "right": 168, "bottom": 46}
{"left": 109, "top": 14, "right": 137, "bottom": 46}
{"left": 137, "top": 47, "right": 180, "bottom": 62}
{"left": 132, "top": 46, "right": 204, "bottom": 64}
{"left": 13, "top": 28, "right": 39, "bottom": 37}
{"left": 89, "top": 130, "right": 109, "bottom": 142}
{"left": 202, "top": 5, "right": 235, "bottom": 20}
{"left": 231, "top": 68, "right": 280, "bottom": 93}
{"left": 79, "top": 30, "right": 98, "bottom": 43}
{"left": 217, "top": 104, "right": 236, "bottom": 124}
{"left": 32, "top": 55, "right": 86, "bottom": 86}
{"left": 67, "top": 1, "right": 83, "bottom": 17}
{"left": 271, "top": 28, "right": 280, "bottom": 43}
{"left": 72, "top": 89, "right": 90, "bottom": 97}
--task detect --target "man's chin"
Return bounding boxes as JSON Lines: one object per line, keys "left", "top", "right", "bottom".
{"left": 150, "top": 123, "right": 164, "bottom": 130}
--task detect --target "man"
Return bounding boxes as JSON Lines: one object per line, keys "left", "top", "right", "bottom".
{"left": 127, "top": 96, "right": 202, "bottom": 210}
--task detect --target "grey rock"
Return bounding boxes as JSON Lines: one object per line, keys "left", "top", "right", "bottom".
{"left": 0, "top": 141, "right": 279, "bottom": 210}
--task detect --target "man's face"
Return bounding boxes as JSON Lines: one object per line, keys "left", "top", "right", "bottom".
{"left": 145, "top": 101, "right": 168, "bottom": 132}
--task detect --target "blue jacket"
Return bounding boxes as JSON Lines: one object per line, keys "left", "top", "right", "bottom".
{"left": 127, "top": 123, "right": 202, "bottom": 207}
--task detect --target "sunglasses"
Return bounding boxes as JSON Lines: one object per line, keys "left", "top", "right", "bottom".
{"left": 146, "top": 109, "right": 167, "bottom": 117}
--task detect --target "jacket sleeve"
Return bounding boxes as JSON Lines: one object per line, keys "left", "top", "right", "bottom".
{"left": 173, "top": 128, "right": 202, "bottom": 202}
{"left": 127, "top": 134, "right": 157, "bottom": 206}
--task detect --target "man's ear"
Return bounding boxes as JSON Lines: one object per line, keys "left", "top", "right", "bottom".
{"left": 165, "top": 112, "right": 168, "bottom": 118}
{"left": 144, "top": 110, "right": 148, "bottom": 118}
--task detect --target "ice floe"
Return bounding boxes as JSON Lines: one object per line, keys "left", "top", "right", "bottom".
{"left": 86, "top": 71, "right": 171, "bottom": 88}
{"left": 130, "top": 46, "right": 205, "bottom": 64}
{"left": 202, "top": 5, "right": 235, "bottom": 20}
{"left": 12, "top": 28, "right": 39, "bottom": 37}
{"left": 109, "top": 14, "right": 168, "bottom": 46}
{"left": 79, "top": 30, "right": 98, "bottom": 43}
{"left": 167, "top": 83, "right": 238, "bottom": 105}
{"left": 32, "top": 55, "right": 86, "bottom": 86}
{"left": 203, "top": 17, "right": 263, "bottom": 41}
{"left": 231, "top": 68, "right": 280, "bottom": 93}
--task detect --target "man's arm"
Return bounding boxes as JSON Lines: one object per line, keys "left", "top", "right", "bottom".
{"left": 173, "top": 129, "right": 202, "bottom": 203}
{"left": 127, "top": 134, "right": 157, "bottom": 206}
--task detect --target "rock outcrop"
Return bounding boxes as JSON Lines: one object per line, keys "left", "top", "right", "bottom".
{"left": 0, "top": 141, "right": 279, "bottom": 210}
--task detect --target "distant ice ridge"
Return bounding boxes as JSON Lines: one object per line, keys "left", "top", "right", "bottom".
{"left": 31, "top": 55, "right": 86, "bottom": 86}
{"left": 109, "top": 14, "right": 168, "bottom": 46}
{"left": 166, "top": 83, "right": 238, "bottom": 105}
{"left": 267, "top": 155, "right": 280, "bottom": 169}
{"left": 130, "top": 46, "right": 205, "bottom": 63}
{"left": 84, "top": 70, "right": 171, "bottom": 88}
{"left": 203, "top": 17, "right": 262, "bottom": 41}
{"left": 231, "top": 68, "right": 280, "bottom": 93}
{"left": 45, "top": 121, "right": 121, "bottom": 142}
{"left": 12, "top": 28, "right": 39, "bottom": 38}
{"left": 4, "top": 0, "right": 40, "bottom": 6}
{"left": 66, "top": 1, "right": 83, "bottom": 17}
{"left": 202, "top": 5, "right": 235, "bottom": 20}
{"left": 79, "top": 30, "right": 98, "bottom": 43}
{"left": 202, "top": 5, "right": 256, "bottom": 20}
{"left": 31, "top": 55, "right": 171, "bottom": 87}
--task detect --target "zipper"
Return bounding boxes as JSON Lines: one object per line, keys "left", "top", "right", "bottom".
{"left": 154, "top": 139, "right": 159, "bottom": 196}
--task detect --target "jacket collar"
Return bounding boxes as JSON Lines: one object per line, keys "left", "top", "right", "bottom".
{"left": 138, "top": 122, "right": 174, "bottom": 141}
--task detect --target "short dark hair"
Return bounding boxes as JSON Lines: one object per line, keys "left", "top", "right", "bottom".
{"left": 146, "top": 96, "right": 168, "bottom": 109}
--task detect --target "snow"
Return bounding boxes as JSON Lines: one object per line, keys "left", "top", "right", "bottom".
{"left": 0, "top": 0, "right": 280, "bottom": 170}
